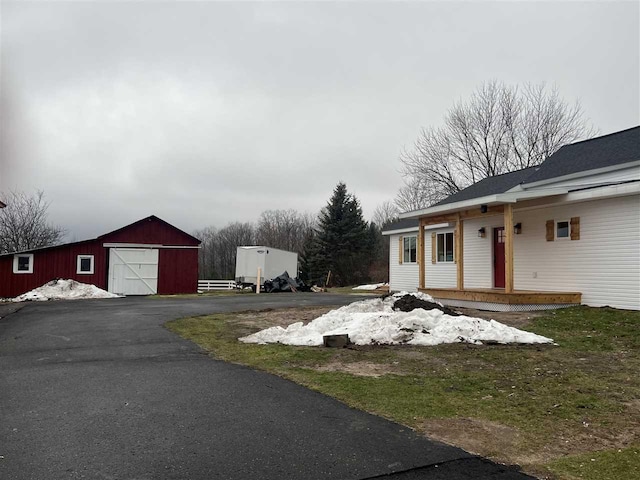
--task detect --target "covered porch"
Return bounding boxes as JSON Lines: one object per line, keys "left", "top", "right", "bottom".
{"left": 414, "top": 202, "right": 582, "bottom": 311}
{"left": 418, "top": 287, "right": 581, "bottom": 311}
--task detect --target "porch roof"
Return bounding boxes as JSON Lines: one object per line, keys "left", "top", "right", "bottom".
{"left": 435, "top": 167, "right": 537, "bottom": 207}
{"left": 399, "top": 186, "right": 569, "bottom": 220}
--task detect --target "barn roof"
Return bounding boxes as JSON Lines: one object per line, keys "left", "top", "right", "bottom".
{"left": 0, "top": 215, "right": 200, "bottom": 257}
{"left": 98, "top": 215, "right": 201, "bottom": 245}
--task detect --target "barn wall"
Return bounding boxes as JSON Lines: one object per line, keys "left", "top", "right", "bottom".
{"left": 0, "top": 241, "right": 107, "bottom": 298}
{"left": 158, "top": 248, "right": 199, "bottom": 294}
{"left": 101, "top": 217, "right": 199, "bottom": 246}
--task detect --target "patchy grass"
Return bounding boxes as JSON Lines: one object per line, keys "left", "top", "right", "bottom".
{"left": 166, "top": 305, "right": 640, "bottom": 479}
{"left": 547, "top": 443, "right": 640, "bottom": 480}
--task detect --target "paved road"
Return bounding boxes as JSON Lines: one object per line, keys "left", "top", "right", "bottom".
{"left": 0, "top": 294, "right": 532, "bottom": 479}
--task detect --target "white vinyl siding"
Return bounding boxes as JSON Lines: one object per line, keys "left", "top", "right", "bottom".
{"left": 513, "top": 195, "right": 640, "bottom": 310}
{"left": 425, "top": 229, "right": 456, "bottom": 288}
{"left": 463, "top": 216, "right": 506, "bottom": 289}
{"left": 389, "top": 233, "right": 419, "bottom": 292}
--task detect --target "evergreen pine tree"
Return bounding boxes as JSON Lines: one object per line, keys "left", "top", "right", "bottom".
{"left": 309, "top": 182, "right": 369, "bottom": 286}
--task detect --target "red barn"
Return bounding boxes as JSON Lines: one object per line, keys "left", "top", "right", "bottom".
{"left": 0, "top": 216, "right": 200, "bottom": 298}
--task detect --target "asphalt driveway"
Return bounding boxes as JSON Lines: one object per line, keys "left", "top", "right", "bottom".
{"left": 0, "top": 294, "right": 532, "bottom": 479}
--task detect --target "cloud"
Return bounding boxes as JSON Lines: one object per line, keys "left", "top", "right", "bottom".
{"left": 1, "top": 1, "right": 638, "bottom": 240}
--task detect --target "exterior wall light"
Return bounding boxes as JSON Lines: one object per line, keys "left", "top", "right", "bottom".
{"left": 514, "top": 223, "right": 522, "bottom": 234}
{"left": 480, "top": 205, "right": 488, "bottom": 213}
{"left": 478, "top": 227, "right": 486, "bottom": 238}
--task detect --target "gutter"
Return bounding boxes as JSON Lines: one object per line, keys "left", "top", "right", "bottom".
{"left": 382, "top": 223, "right": 450, "bottom": 236}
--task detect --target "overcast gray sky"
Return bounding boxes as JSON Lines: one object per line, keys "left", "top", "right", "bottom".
{"left": 1, "top": 0, "right": 638, "bottom": 240}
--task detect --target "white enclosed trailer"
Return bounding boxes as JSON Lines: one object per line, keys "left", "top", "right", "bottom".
{"left": 235, "top": 246, "right": 298, "bottom": 286}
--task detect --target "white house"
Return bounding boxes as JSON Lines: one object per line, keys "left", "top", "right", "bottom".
{"left": 383, "top": 126, "right": 640, "bottom": 311}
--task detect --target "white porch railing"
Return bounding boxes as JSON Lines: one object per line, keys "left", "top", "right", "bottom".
{"left": 198, "top": 280, "right": 237, "bottom": 291}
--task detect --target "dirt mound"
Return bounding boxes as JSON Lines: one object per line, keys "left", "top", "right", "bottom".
{"left": 392, "top": 294, "right": 460, "bottom": 316}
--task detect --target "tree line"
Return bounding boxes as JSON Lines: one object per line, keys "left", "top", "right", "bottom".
{"left": 193, "top": 210, "right": 315, "bottom": 281}
{"left": 0, "top": 185, "right": 387, "bottom": 286}
{"left": 195, "top": 183, "right": 387, "bottom": 285}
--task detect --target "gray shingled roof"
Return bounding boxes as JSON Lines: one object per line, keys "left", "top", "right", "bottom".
{"left": 435, "top": 167, "right": 538, "bottom": 206}
{"left": 522, "top": 126, "right": 640, "bottom": 184}
{"left": 432, "top": 126, "right": 639, "bottom": 207}
{"left": 381, "top": 218, "right": 419, "bottom": 233}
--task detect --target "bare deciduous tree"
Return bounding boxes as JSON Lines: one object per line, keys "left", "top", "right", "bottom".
{"left": 394, "top": 177, "right": 438, "bottom": 212}
{"left": 192, "top": 226, "right": 217, "bottom": 279}
{"left": 215, "top": 222, "right": 255, "bottom": 280}
{"left": 0, "top": 190, "right": 66, "bottom": 254}
{"left": 255, "top": 209, "right": 316, "bottom": 253}
{"left": 399, "top": 81, "right": 597, "bottom": 206}
{"left": 372, "top": 200, "right": 399, "bottom": 229}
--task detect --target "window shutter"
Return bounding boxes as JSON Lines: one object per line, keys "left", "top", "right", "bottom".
{"left": 570, "top": 217, "right": 580, "bottom": 240}
{"left": 545, "top": 220, "right": 554, "bottom": 241}
{"left": 398, "top": 236, "right": 403, "bottom": 264}
{"left": 453, "top": 229, "right": 457, "bottom": 264}
{"left": 431, "top": 232, "right": 436, "bottom": 264}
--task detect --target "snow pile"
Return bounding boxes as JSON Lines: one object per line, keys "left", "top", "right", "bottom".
{"left": 11, "top": 279, "right": 121, "bottom": 302}
{"left": 239, "top": 292, "right": 553, "bottom": 346}
{"left": 352, "top": 283, "right": 388, "bottom": 291}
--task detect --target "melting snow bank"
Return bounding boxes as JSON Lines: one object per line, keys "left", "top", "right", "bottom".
{"left": 352, "top": 283, "right": 388, "bottom": 291}
{"left": 239, "top": 292, "right": 553, "bottom": 346}
{"left": 9, "top": 279, "right": 121, "bottom": 302}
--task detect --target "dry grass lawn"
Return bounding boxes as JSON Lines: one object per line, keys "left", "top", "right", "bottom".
{"left": 167, "top": 304, "right": 640, "bottom": 480}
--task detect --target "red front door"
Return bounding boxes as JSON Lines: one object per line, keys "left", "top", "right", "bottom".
{"left": 493, "top": 227, "right": 505, "bottom": 288}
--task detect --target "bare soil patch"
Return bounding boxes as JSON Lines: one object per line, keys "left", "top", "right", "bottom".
{"left": 315, "top": 360, "right": 405, "bottom": 377}
{"left": 423, "top": 417, "right": 526, "bottom": 460}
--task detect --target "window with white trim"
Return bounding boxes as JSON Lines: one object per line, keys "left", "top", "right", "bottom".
{"left": 13, "top": 254, "right": 34, "bottom": 274}
{"left": 436, "top": 232, "right": 454, "bottom": 262}
{"left": 402, "top": 236, "right": 417, "bottom": 263}
{"left": 77, "top": 255, "right": 95, "bottom": 274}
{"left": 436, "top": 232, "right": 453, "bottom": 262}
{"left": 556, "top": 220, "right": 570, "bottom": 239}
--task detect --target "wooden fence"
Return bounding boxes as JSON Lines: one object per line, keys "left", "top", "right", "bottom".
{"left": 198, "top": 280, "right": 237, "bottom": 291}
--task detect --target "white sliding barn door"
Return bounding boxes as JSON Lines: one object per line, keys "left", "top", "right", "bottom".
{"left": 108, "top": 248, "right": 159, "bottom": 295}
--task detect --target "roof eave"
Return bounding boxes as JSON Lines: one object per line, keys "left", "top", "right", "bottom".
{"left": 399, "top": 188, "right": 570, "bottom": 219}
{"left": 381, "top": 226, "right": 419, "bottom": 236}
{"left": 520, "top": 159, "right": 640, "bottom": 190}
{"left": 381, "top": 222, "right": 451, "bottom": 236}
